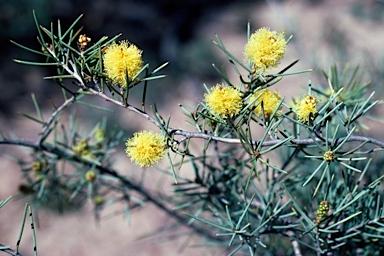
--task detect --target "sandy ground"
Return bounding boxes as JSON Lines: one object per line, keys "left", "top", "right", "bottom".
{"left": 1, "top": 0, "right": 384, "bottom": 255}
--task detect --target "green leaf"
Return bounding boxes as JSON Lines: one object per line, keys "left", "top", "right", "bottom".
{"left": 18, "top": 112, "right": 45, "bottom": 124}
{"left": 10, "top": 40, "right": 49, "bottom": 56}
{"left": 31, "top": 93, "right": 44, "bottom": 122}
{"left": 213, "top": 35, "right": 251, "bottom": 72}
{"left": 183, "top": 211, "right": 233, "bottom": 232}
{"left": 61, "top": 14, "right": 84, "bottom": 39}
{"left": 13, "top": 59, "right": 59, "bottom": 66}
{"left": 0, "top": 196, "right": 12, "bottom": 208}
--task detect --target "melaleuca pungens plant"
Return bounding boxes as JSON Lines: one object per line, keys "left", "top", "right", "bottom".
{"left": 1, "top": 12, "right": 384, "bottom": 256}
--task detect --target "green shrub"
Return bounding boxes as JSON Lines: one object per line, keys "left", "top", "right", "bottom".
{"left": 1, "top": 12, "right": 384, "bottom": 256}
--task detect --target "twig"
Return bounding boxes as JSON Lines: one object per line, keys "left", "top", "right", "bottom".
{"left": 48, "top": 89, "right": 383, "bottom": 150}
{"left": 286, "top": 231, "right": 302, "bottom": 256}
{"left": 36, "top": 95, "right": 77, "bottom": 145}
{"left": 50, "top": 46, "right": 384, "bottom": 151}
{"left": 0, "top": 138, "right": 222, "bottom": 242}
{"left": 2, "top": 133, "right": 384, "bottom": 155}
{"left": 88, "top": 88, "right": 160, "bottom": 127}
{"left": 85, "top": 90, "right": 384, "bottom": 149}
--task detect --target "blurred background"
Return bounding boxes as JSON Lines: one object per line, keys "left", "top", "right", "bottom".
{"left": 1, "top": 0, "right": 384, "bottom": 255}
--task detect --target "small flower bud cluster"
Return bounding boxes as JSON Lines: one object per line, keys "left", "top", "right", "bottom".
{"left": 94, "top": 128, "right": 105, "bottom": 147}
{"left": 78, "top": 34, "right": 91, "bottom": 51}
{"left": 72, "top": 139, "right": 94, "bottom": 159}
{"left": 32, "top": 161, "right": 44, "bottom": 173}
{"left": 85, "top": 170, "right": 96, "bottom": 182}
{"left": 32, "top": 161, "right": 46, "bottom": 181}
{"left": 93, "top": 195, "right": 104, "bottom": 206}
{"left": 316, "top": 200, "right": 329, "bottom": 224}
{"left": 323, "top": 150, "right": 335, "bottom": 162}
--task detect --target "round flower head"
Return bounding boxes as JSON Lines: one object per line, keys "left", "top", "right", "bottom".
{"left": 250, "top": 89, "right": 282, "bottom": 120}
{"left": 204, "top": 84, "right": 243, "bottom": 119}
{"left": 103, "top": 40, "right": 143, "bottom": 87}
{"left": 125, "top": 131, "right": 167, "bottom": 168}
{"left": 295, "top": 95, "right": 318, "bottom": 123}
{"left": 244, "top": 27, "right": 286, "bottom": 73}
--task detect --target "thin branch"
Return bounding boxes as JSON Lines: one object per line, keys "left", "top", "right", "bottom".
{"left": 81, "top": 89, "right": 383, "bottom": 150}
{"left": 0, "top": 138, "right": 222, "bottom": 242}
{"left": 36, "top": 95, "right": 77, "bottom": 145}
{"left": 2, "top": 132, "right": 384, "bottom": 155}
{"left": 49, "top": 46, "right": 384, "bottom": 151}
{"left": 88, "top": 88, "right": 160, "bottom": 127}
{"left": 1, "top": 131, "right": 383, "bottom": 246}
{"left": 286, "top": 231, "right": 303, "bottom": 256}
{"left": 88, "top": 89, "right": 384, "bottom": 149}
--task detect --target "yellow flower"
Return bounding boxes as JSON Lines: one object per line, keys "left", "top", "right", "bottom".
{"left": 125, "top": 131, "right": 167, "bottom": 168}
{"left": 244, "top": 27, "right": 286, "bottom": 73}
{"left": 250, "top": 89, "right": 282, "bottom": 120}
{"left": 103, "top": 40, "right": 143, "bottom": 87}
{"left": 204, "top": 84, "right": 243, "bottom": 119}
{"left": 295, "top": 95, "right": 318, "bottom": 123}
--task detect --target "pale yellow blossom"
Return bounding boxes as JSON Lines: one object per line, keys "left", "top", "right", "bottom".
{"left": 125, "top": 131, "right": 167, "bottom": 168}
{"left": 250, "top": 89, "right": 282, "bottom": 120}
{"left": 103, "top": 40, "right": 143, "bottom": 87}
{"left": 245, "top": 27, "right": 286, "bottom": 73}
{"left": 295, "top": 95, "right": 318, "bottom": 123}
{"left": 204, "top": 84, "right": 243, "bottom": 119}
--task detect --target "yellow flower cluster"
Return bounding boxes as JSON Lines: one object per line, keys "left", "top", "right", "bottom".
{"left": 125, "top": 131, "right": 167, "bottom": 168}
{"left": 244, "top": 27, "right": 286, "bottom": 73}
{"left": 295, "top": 95, "right": 318, "bottom": 123}
{"left": 103, "top": 40, "right": 143, "bottom": 87}
{"left": 204, "top": 84, "right": 243, "bottom": 119}
{"left": 250, "top": 89, "right": 282, "bottom": 120}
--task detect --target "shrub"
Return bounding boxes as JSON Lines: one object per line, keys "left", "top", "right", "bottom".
{"left": 1, "top": 12, "right": 384, "bottom": 256}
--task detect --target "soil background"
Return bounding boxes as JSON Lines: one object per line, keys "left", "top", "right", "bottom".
{"left": 1, "top": 0, "right": 384, "bottom": 255}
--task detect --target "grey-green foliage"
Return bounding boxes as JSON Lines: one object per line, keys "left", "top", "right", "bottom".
{"left": 1, "top": 12, "right": 384, "bottom": 256}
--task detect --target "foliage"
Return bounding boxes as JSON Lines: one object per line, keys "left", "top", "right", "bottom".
{"left": 1, "top": 12, "right": 384, "bottom": 256}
